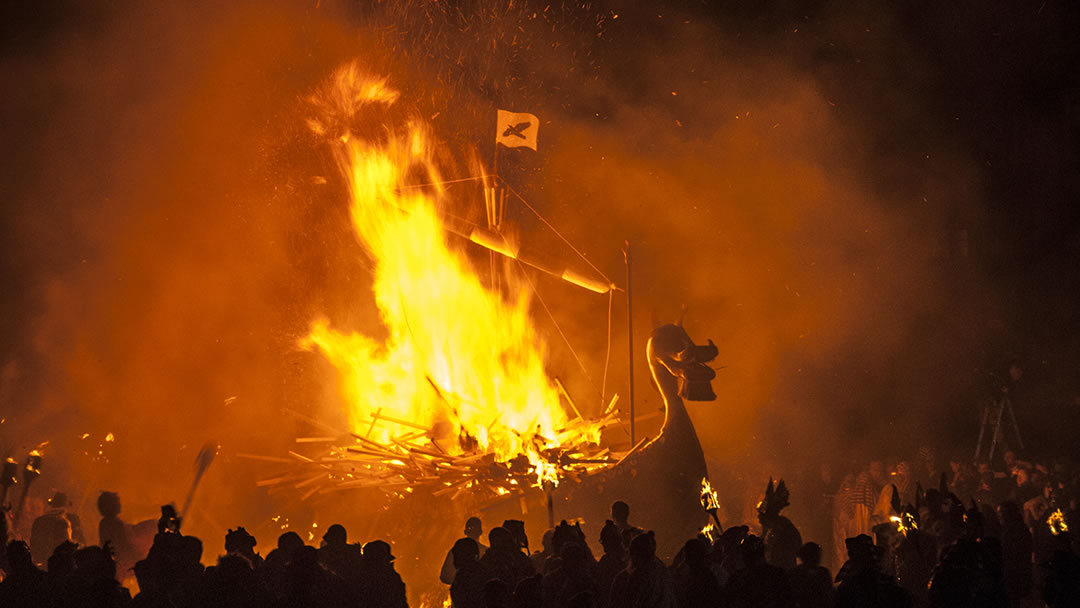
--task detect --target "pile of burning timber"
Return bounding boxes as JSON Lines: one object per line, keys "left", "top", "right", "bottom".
{"left": 240, "top": 395, "right": 633, "bottom": 505}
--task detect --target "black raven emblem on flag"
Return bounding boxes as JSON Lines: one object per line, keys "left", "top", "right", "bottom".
{"left": 502, "top": 121, "right": 531, "bottom": 139}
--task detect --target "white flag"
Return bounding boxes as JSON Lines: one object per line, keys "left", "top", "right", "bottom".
{"left": 496, "top": 109, "right": 539, "bottom": 151}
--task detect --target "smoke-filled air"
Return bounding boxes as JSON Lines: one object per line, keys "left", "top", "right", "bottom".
{"left": 1, "top": 0, "right": 1077, "bottom": 604}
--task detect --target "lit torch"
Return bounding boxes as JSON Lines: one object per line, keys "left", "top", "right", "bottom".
{"left": 0, "top": 457, "right": 18, "bottom": 508}
{"left": 12, "top": 450, "right": 43, "bottom": 533}
{"left": 889, "top": 512, "right": 918, "bottom": 537}
{"left": 1049, "top": 508, "right": 1069, "bottom": 536}
{"left": 700, "top": 477, "right": 723, "bottom": 533}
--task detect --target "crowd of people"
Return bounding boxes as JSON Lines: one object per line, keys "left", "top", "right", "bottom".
{"left": 0, "top": 442, "right": 1078, "bottom": 608}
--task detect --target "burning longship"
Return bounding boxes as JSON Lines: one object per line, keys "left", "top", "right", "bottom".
{"left": 259, "top": 64, "right": 716, "bottom": 554}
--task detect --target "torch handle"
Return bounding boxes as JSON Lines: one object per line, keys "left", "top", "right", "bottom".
{"left": 11, "top": 478, "right": 37, "bottom": 536}
{"left": 708, "top": 510, "right": 723, "bottom": 534}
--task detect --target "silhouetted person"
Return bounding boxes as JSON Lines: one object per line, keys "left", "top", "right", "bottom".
{"left": 67, "top": 544, "right": 132, "bottom": 607}
{"left": 725, "top": 534, "right": 792, "bottom": 608}
{"left": 595, "top": 521, "right": 626, "bottom": 608}
{"left": 202, "top": 552, "right": 272, "bottom": 608}
{"left": 0, "top": 540, "right": 48, "bottom": 607}
{"left": 610, "top": 501, "right": 642, "bottom": 544}
{"left": 157, "top": 504, "right": 181, "bottom": 535}
{"left": 927, "top": 539, "right": 1002, "bottom": 608}
{"left": 530, "top": 529, "right": 553, "bottom": 575}
{"left": 98, "top": 491, "right": 139, "bottom": 573}
{"left": 29, "top": 492, "right": 77, "bottom": 566}
{"left": 283, "top": 544, "right": 351, "bottom": 608}
{"left": 481, "top": 526, "right": 535, "bottom": 590}
{"left": 680, "top": 538, "right": 720, "bottom": 608}
{"left": 263, "top": 530, "right": 305, "bottom": 600}
{"left": 318, "top": 523, "right": 355, "bottom": 579}
{"left": 997, "top": 501, "right": 1033, "bottom": 606}
{"left": 608, "top": 532, "right": 673, "bottom": 608}
{"left": 224, "top": 526, "right": 263, "bottom": 569}
{"left": 449, "top": 538, "right": 488, "bottom": 608}
{"left": 789, "top": 542, "right": 832, "bottom": 608}
{"left": 542, "top": 542, "right": 597, "bottom": 608}
{"left": 442, "top": 516, "right": 487, "bottom": 584}
{"left": 758, "top": 479, "right": 803, "bottom": 570}
{"left": 503, "top": 519, "right": 530, "bottom": 554}
{"left": 361, "top": 540, "right": 408, "bottom": 608}
{"left": 836, "top": 535, "right": 911, "bottom": 608}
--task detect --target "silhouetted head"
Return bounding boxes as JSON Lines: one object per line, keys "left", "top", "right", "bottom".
{"left": 682, "top": 538, "right": 708, "bottom": 568}
{"left": 740, "top": 535, "right": 766, "bottom": 566}
{"left": 322, "top": 524, "right": 347, "bottom": 547}
{"left": 869, "top": 461, "right": 885, "bottom": 484}
{"left": 844, "top": 534, "right": 876, "bottom": 566}
{"left": 363, "top": 540, "right": 394, "bottom": 564}
{"left": 74, "top": 544, "right": 117, "bottom": 580}
{"left": 797, "top": 542, "right": 822, "bottom": 568}
{"left": 502, "top": 519, "right": 528, "bottom": 552}
{"left": 611, "top": 501, "right": 629, "bottom": 524}
{"left": 628, "top": 531, "right": 655, "bottom": 568}
{"left": 451, "top": 537, "right": 479, "bottom": 569}
{"left": 181, "top": 535, "right": 203, "bottom": 564}
{"left": 277, "top": 531, "right": 304, "bottom": 554}
{"left": 97, "top": 492, "right": 121, "bottom": 518}
{"left": 6, "top": 540, "right": 35, "bottom": 575}
{"left": 465, "top": 516, "right": 483, "bottom": 539}
{"left": 540, "top": 529, "right": 553, "bottom": 554}
{"left": 48, "top": 492, "right": 69, "bottom": 509}
{"left": 600, "top": 520, "right": 622, "bottom": 554}
{"left": 48, "top": 541, "right": 78, "bottom": 577}
{"left": 551, "top": 521, "right": 586, "bottom": 556}
{"left": 225, "top": 527, "right": 257, "bottom": 554}
{"left": 488, "top": 526, "right": 515, "bottom": 551}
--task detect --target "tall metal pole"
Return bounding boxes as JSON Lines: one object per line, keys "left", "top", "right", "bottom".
{"left": 624, "top": 240, "right": 635, "bottom": 445}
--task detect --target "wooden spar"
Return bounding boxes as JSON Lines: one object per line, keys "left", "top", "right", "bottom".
{"left": 365, "top": 407, "right": 382, "bottom": 438}
{"left": 282, "top": 408, "right": 340, "bottom": 435}
{"left": 369, "top": 411, "right": 432, "bottom": 432}
{"left": 236, "top": 453, "right": 296, "bottom": 464}
{"left": 612, "top": 436, "right": 650, "bottom": 468}
{"left": 554, "top": 378, "right": 583, "bottom": 420}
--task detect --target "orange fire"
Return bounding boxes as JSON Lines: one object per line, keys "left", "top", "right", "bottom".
{"left": 301, "top": 63, "right": 600, "bottom": 487}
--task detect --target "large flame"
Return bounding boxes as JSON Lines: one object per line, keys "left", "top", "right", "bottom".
{"left": 301, "top": 64, "right": 597, "bottom": 486}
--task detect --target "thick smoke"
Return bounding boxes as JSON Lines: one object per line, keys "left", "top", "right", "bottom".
{"left": 4, "top": 0, "right": 1066, "bottom": 558}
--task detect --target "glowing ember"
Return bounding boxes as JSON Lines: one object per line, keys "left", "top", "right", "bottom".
{"left": 300, "top": 63, "right": 604, "bottom": 487}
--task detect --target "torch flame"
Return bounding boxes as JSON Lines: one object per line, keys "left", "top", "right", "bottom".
{"left": 302, "top": 64, "right": 600, "bottom": 486}
{"left": 890, "top": 513, "right": 918, "bottom": 536}
{"left": 700, "top": 477, "right": 720, "bottom": 511}
{"left": 1049, "top": 508, "right": 1068, "bottom": 536}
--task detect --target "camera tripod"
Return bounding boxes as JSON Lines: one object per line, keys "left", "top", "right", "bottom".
{"left": 974, "top": 394, "right": 1023, "bottom": 462}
